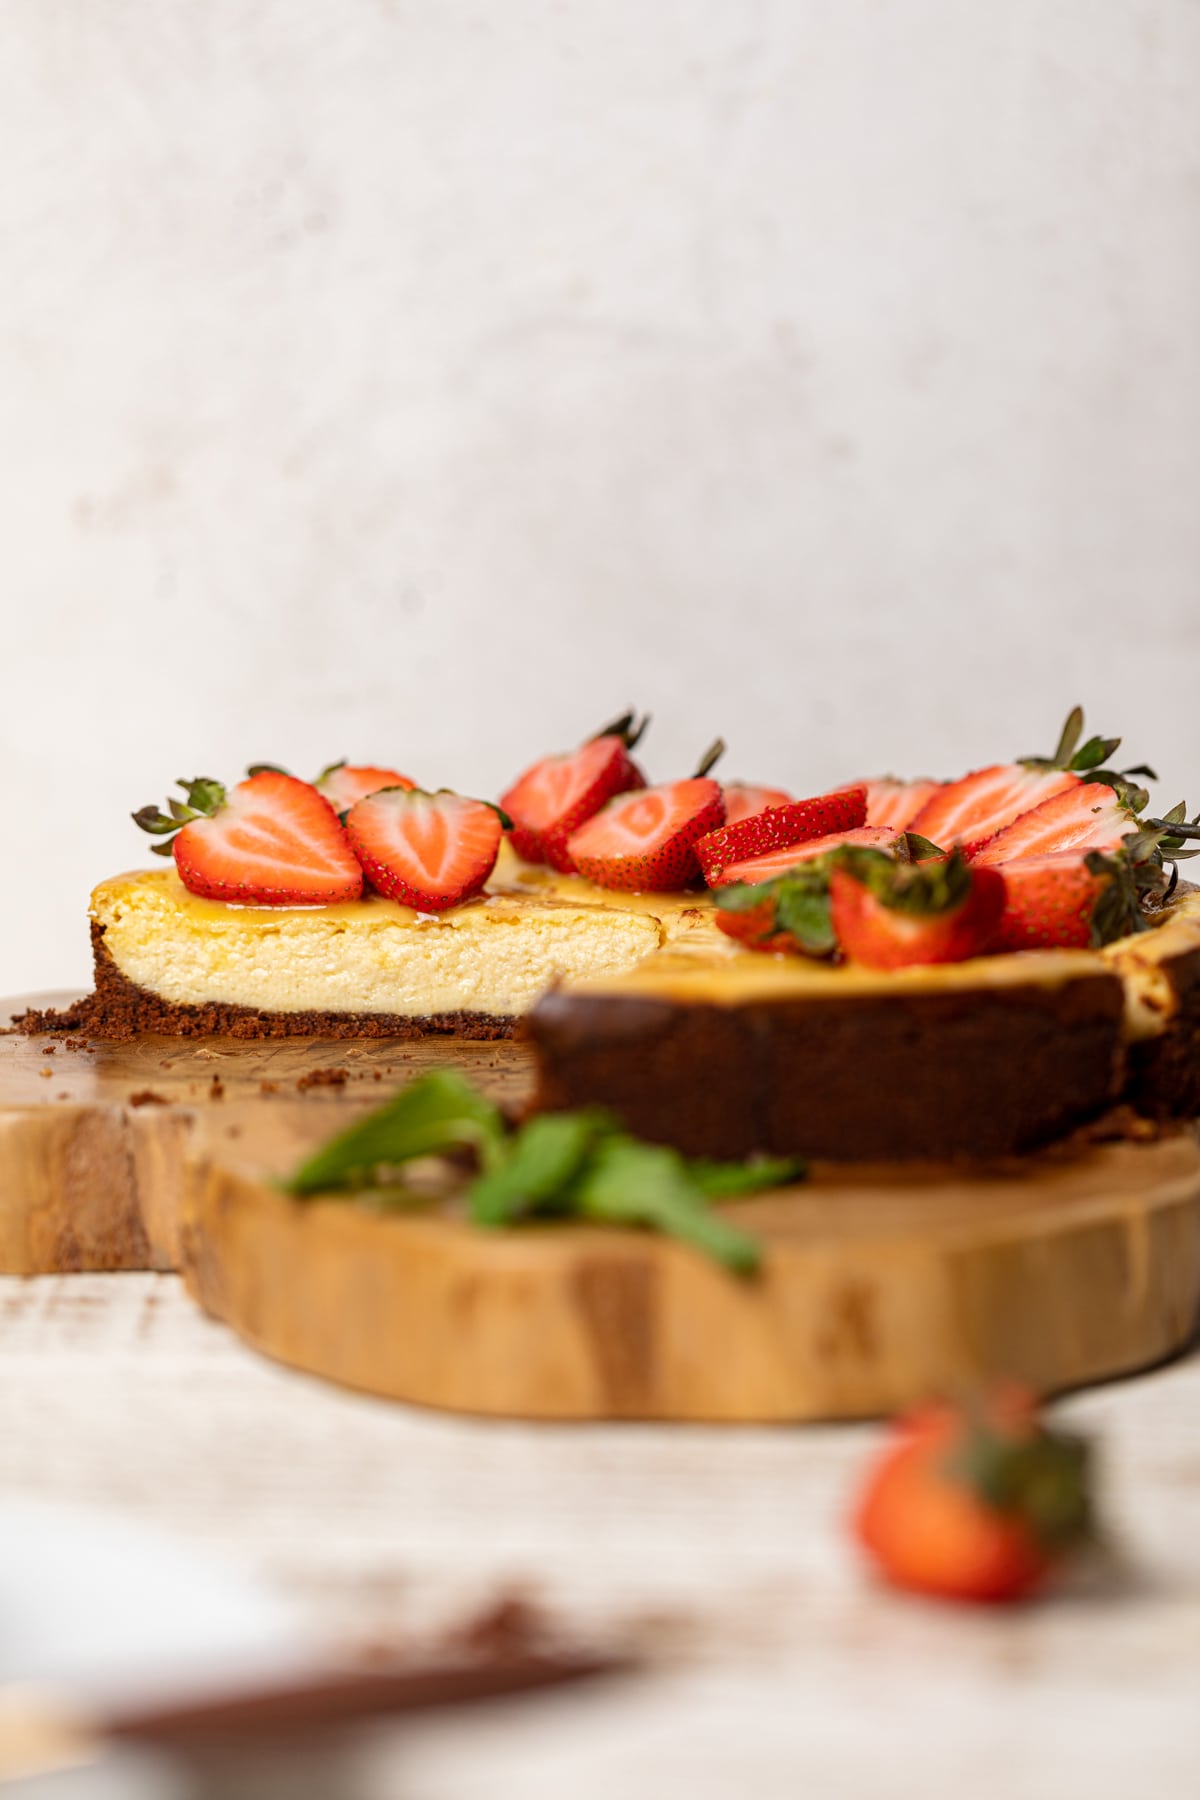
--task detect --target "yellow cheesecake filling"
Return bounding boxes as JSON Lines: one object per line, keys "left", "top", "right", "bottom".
{"left": 1101, "top": 890, "right": 1200, "bottom": 1040}
{"left": 90, "top": 851, "right": 721, "bottom": 1017}
{"left": 557, "top": 889, "right": 1200, "bottom": 1034}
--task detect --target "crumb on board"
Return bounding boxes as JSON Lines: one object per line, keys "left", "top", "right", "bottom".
{"left": 296, "top": 1067, "right": 350, "bottom": 1093}
{"left": 209, "top": 1076, "right": 225, "bottom": 1100}
{"left": 41, "top": 1045, "right": 55, "bottom": 1056}
{"left": 127, "top": 1090, "right": 168, "bottom": 1107}
{"left": 259, "top": 1079, "right": 280, "bottom": 1095}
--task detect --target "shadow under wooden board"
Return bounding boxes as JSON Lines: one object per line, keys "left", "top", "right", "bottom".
{"left": 0, "top": 995, "right": 534, "bottom": 1276}
{"left": 7, "top": 995, "right": 1200, "bottom": 1422}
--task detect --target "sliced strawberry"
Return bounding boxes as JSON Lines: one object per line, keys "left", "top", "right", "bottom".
{"left": 500, "top": 715, "right": 647, "bottom": 871}
{"left": 722, "top": 782, "right": 794, "bottom": 826}
{"left": 970, "top": 783, "right": 1131, "bottom": 866}
{"left": 566, "top": 779, "right": 725, "bottom": 891}
{"left": 345, "top": 788, "right": 503, "bottom": 911}
{"left": 134, "top": 771, "right": 364, "bottom": 905}
{"left": 712, "top": 825, "right": 902, "bottom": 888}
{"left": 714, "top": 862, "right": 839, "bottom": 959}
{"left": 908, "top": 765, "right": 1080, "bottom": 852}
{"left": 906, "top": 705, "right": 1146, "bottom": 852}
{"left": 860, "top": 778, "right": 945, "bottom": 831}
{"left": 829, "top": 849, "right": 1005, "bottom": 970}
{"left": 989, "top": 848, "right": 1155, "bottom": 952}
{"left": 696, "top": 787, "right": 867, "bottom": 886}
{"left": 316, "top": 763, "right": 416, "bottom": 814}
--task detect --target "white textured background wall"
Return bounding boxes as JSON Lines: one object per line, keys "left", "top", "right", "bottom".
{"left": 2, "top": 1, "right": 1199, "bottom": 994}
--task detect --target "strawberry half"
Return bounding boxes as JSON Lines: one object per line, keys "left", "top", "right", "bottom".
{"left": 713, "top": 825, "right": 902, "bottom": 888}
{"left": 860, "top": 778, "right": 944, "bottom": 831}
{"left": 316, "top": 762, "right": 416, "bottom": 814}
{"left": 829, "top": 848, "right": 1005, "bottom": 970}
{"left": 989, "top": 850, "right": 1153, "bottom": 951}
{"left": 133, "top": 771, "right": 364, "bottom": 905}
{"left": 722, "top": 782, "right": 794, "bottom": 826}
{"left": 714, "top": 861, "right": 840, "bottom": 959}
{"left": 344, "top": 788, "right": 504, "bottom": 911}
{"left": 908, "top": 765, "right": 1079, "bottom": 853}
{"left": 500, "top": 713, "right": 648, "bottom": 871}
{"left": 908, "top": 705, "right": 1146, "bottom": 854}
{"left": 969, "top": 783, "right": 1131, "bottom": 866}
{"left": 566, "top": 778, "right": 725, "bottom": 891}
{"left": 696, "top": 787, "right": 867, "bottom": 886}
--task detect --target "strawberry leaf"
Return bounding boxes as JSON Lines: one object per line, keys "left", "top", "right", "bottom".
{"left": 833, "top": 845, "right": 974, "bottom": 917}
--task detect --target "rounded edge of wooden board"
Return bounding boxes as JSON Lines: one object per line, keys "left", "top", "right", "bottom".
{"left": 180, "top": 1133, "right": 1200, "bottom": 1423}
{"left": 0, "top": 1010, "right": 536, "bottom": 1276}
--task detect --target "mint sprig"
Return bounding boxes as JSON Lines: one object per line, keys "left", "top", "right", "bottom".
{"left": 281, "top": 1073, "right": 804, "bottom": 1274}
{"left": 285, "top": 1070, "right": 507, "bottom": 1195}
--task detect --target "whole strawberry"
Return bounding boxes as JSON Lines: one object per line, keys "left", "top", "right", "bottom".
{"left": 853, "top": 1386, "right": 1096, "bottom": 1604}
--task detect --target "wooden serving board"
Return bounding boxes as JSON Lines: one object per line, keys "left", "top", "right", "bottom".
{"left": 181, "top": 1123, "right": 1200, "bottom": 1423}
{"left": 7, "top": 996, "right": 1200, "bottom": 1421}
{"left": 0, "top": 996, "right": 533, "bottom": 1275}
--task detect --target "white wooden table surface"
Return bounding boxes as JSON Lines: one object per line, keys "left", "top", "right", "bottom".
{"left": 2, "top": 1271, "right": 1199, "bottom": 1798}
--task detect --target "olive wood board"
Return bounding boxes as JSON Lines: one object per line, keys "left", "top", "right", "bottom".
{"left": 182, "top": 1120, "right": 1200, "bottom": 1423}
{"left": 7, "top": 995, "right": 1200, "bottom": 1423}
{"left": 0, "top": 994, "right": 533, "bottom": 1276}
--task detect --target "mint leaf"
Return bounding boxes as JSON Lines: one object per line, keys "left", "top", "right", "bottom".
{"left": 283, "top": 1070, "right": 507, "bottom": 1196}
{"left": 688, "top": 1153, "right": 804, "bottom": 1197}
{"left": 572, "top": 1139, "right": 762, "bottom": 1276}
{"left": 467, "top": 1110, "right": 615, "bottom": 1225}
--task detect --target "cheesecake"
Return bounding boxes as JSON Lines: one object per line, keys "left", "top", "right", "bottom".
{"left": 23, "top": 844, "right": 722, "bottom": 1039}
{"left": 528, "top": 891, "right": 1200, "bottom": 1161}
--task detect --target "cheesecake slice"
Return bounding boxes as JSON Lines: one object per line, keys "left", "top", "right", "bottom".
{"left": 528, "top": 892, "right": 1200, "bottom": 1161}
{"left": 29, "top": 845, "right": 721, "bottom": 1039}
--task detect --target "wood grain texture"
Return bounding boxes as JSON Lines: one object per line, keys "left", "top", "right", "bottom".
{"left": 0, "top": 997, "right": 534, "bottom": 1275}
{"left": 181, "top": 1130, "right": 1200, "bottom": 1422}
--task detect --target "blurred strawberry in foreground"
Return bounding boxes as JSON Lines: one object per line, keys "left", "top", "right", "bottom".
{"left": 500, "top": 712, "right": 649, "bottom": 871}
{"left": 853, "top": 1386, "right": 1096, "bottom": 1604}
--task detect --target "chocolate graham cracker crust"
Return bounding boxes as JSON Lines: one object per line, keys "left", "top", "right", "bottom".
{"left": 528, "top": 969, "right": 1129, "bottom": 1161}
{"left": 13, "top": 923, "right": 517, "bottom": 1042}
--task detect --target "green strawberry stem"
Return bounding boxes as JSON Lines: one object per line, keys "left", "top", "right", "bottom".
{"left": 589, "top": 709, "right": 650, "bottom": 750}
{"left": 132, "top": 777, "right": 228, "bottom": 855}
{"left": 693, "top": 738, "right": 727, "bottom": 779}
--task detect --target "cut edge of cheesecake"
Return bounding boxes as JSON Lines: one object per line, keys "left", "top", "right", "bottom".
{"left": 14, "top": 853, "right": 725, "bottom": 1040}
{"left": 526, "top": 891, "right": 1200, "bottom": 1161}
